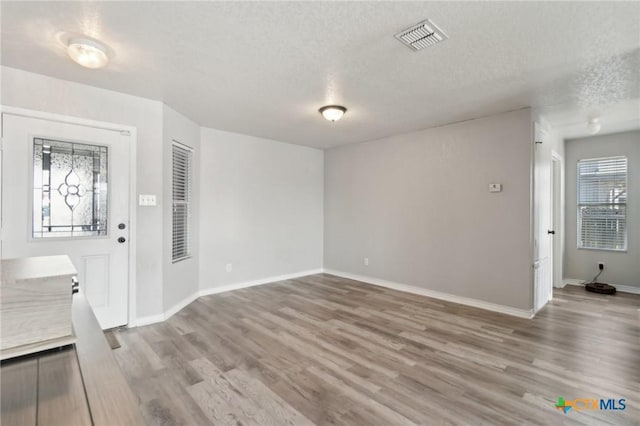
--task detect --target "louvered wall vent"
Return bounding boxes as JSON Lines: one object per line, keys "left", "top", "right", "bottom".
{"left": 395, "top": 19, "right": 448, "bottom": 51}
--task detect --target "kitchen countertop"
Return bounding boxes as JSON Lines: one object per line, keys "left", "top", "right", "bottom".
{"left": 1, "top": 255, "right": 77, "bottom": 284}
{"left": 0, "top": 292, "right": 144, "bottom": 426}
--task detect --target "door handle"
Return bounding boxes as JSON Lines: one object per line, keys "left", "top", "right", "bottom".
{"left": 72, "top": 277, "right": 80, "bottom": 294}
{"left": 118, "top": 237, "right": 126, "bottom": 243}
{"left": 547, "top": 230, "right": 555, "bottom": 235}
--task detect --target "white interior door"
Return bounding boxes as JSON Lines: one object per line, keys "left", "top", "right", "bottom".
{"left": 551, "top": 155, "right": 563, "bottom": 288}
{"left": 533, "top": 124, "right": 553, "bottom": 312}
{"left": 1, "top": 113, "right": 130, "bottom": 329}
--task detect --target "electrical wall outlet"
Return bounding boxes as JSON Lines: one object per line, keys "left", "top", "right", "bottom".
{"left": 364, "top": 258, "right": 369, "bottom": 266}
{"left": 488, "top": 183, "right": 502, "bottom": 193}
{"left": 598, "top": 262, "right": 604, "bottom": 271}
{"left": 226, "top": 263, "right": 233, "bottom": 273}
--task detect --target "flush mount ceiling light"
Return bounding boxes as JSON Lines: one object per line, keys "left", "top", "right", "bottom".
{"left": 587, "top": 117, "right": 601, "bottom": 135}
{"left": 319, "top": 105, "right": 347, "bottom": 122}
{"left": 67, "top": 37, "right": 109, "bottom": 69}
{"left": 395, "top": 19, "right": 448, "bottom": 51}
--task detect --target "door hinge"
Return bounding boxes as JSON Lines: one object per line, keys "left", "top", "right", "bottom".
{"left": 120, "top": 130, "right": 131, "bottom": 136}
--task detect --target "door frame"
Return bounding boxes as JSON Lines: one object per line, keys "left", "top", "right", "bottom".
{"left": 551, "top": 151, "right": 564, "bottom": 288}
{"left": 1, "top": 106, "right": 138, "bottom": 326}
{"left": 531, "top": 122, "right": 554, "bottom": 314}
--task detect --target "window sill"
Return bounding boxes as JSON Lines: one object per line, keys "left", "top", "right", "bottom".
{"left": 172, "top": 255, "right": 193, "bottom": 264}
{"left": 577, "top": 247, "right": 627, "bottom": 253}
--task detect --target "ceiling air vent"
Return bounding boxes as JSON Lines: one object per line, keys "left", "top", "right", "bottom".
{"left": 395, "top": 19, "right": 448, "bottom": 51}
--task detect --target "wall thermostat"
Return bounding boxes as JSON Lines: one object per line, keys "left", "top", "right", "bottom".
{"left": 489, "top": 183, "right": 502, "bottom": 193}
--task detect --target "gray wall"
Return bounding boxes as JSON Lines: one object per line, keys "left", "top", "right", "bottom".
{"left": 324, "top": 108, "right": 534, "bottom": 310}
{"left": 2, "top": 66, "right": 545, "bottom": 316}
{"left": 199, "top": 128, "right": 323, "bottom": 289}
{"left": 564, "top": 130, "right": 640, "bottom": 288}
{"left": 162, "top": 105, "right": 200, "bottom": 311}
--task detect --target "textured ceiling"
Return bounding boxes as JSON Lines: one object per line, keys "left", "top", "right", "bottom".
{"left": 541, "top": 98, "right": 640, "bottom": 140}
{"left": 1, "top": 1, "right": 639, "bottom": 148}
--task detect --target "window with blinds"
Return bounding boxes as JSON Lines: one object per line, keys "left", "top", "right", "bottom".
{"left": 577, "top": 156, "right": 627, "bottom": 251}
{"left": 172, "top": 142, "right": 193, "bottom": 262}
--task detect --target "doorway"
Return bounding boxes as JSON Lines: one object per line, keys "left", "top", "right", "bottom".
{"left": 1, "top": 109, "right": 135, "bottom": 329}
{"left": 533, "top": 123, "right": 553, "bottom": 313}
{"left": 551, "top": 152, "right": 563, "bottom": 288}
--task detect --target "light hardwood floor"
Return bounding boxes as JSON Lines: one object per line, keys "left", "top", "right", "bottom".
{"left": 114, "top": 274, "right": 640, "bottom": 425}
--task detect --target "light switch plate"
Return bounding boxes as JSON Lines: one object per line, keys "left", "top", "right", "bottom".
{"left": 139, "top": 194, "right": 157, "bottom": 206}
{"left": 489, "top": 183, "right": 502, "bottom": 193}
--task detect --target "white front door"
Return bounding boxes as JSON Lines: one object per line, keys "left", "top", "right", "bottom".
{"left": 533, "top": 123, "right": 553, "bottom": 312}
{"left": 1, "top": 113, "right": 130, "bottom": 329}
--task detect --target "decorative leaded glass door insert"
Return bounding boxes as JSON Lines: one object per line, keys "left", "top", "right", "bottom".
{"left": 33, "top": 138, "right": 108, "bottom": 238}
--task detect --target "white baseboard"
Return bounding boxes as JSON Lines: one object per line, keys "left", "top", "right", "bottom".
{"left": 130, "top": 271, "right": 638, "bottom": 327}
{"left": 198, "top": 268, "right": 323, "bottom": 298}
{"left": 564, "top": 278, "right": 640, "bottom": 295}
{"left": 134, "top": 313, "right": 165, "bottom": 327}
{"left": 165, "top": 293, "right": 201, "bottom": 321}
{"left": 134, "top": 293, "right": 199, "bottom": 327}
{"left": 132, "top": 268, "right": 323, "bottom": 327}
{"left": 323, "top": 269, "right": 534, "bottom": 319}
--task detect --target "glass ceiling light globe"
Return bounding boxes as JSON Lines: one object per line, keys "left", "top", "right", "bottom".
{"left": 587, "top": 117, "right": 601, "bottom": 135}
{"left": 67, "top": 38, "right": 109, "bottom": 69}
{"left": 319, "top": 105, "right": 347, "bottom": 122}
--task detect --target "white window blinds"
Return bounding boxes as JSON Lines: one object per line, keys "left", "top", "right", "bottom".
{"left": 577, "top": 156, "right": 627, "bottom": 251}
{"left": 172, "top": 142, "right": 193, "bottom": 262}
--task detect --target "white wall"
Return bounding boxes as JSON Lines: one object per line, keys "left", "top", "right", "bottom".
{"left": 564, "top": 130, "right": 640, "bottom": 289}
{"left": 199, "top": 128, "right": 323, "bottom": 289}
{"left": 324, "top": 109, "right": 534, "bottom": 310}
{"left": 162, "top": 105, "right": 200, "bottom": 311}
{"left": 1, "top": 67, "right": 325, "bottom": 323}
{"left": 1, "top": 66, "right": 165, "bottom": 319}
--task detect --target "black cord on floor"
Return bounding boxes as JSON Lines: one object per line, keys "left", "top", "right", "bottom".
{"left": 588, "top": 270, "right": 603, "bottom": 284}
